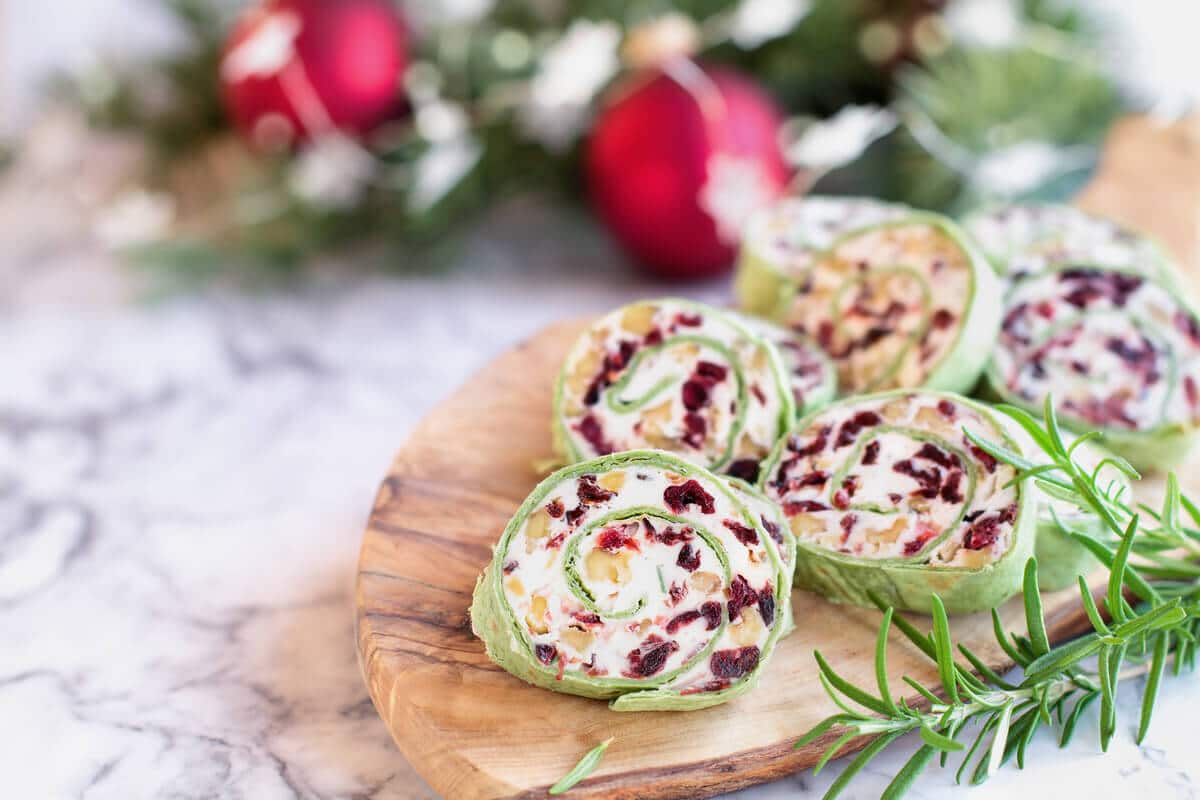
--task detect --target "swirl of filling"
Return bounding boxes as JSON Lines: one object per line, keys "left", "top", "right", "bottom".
{"left": 989, "top": 266, "right": 1200, "bottom": 469}
{"left": 470, "top": 452, "right": 791, "bottom": 710}
{"left": 554, "top": 300, "right": 794, "bottom": 482}
{"left": 760, "top": 391, "right": 1034, "bottom": 613}
{"left": 773, "top": 213, "right": 999, "bottom": 394}
{"left": 736, "top": 196, "right": 908, "bottom": 318}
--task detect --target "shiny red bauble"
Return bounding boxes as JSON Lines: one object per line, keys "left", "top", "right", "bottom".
{"left": 220, "top": 0, "right": 408, "bottom": 147}
{"left": 586, "top": 62, "right": 791, "bottom": 280}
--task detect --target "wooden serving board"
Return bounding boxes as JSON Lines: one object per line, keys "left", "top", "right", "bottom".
{"left": 355, "top": 115, "right": 1200, "bottom": 800}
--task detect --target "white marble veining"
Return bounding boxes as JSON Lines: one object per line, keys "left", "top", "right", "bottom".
{"left": 1, "top": 199, "right": 1198, "bottom": 799}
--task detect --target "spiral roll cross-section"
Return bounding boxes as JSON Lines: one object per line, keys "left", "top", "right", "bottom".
{"left": 988, "top": 266, "right": 1200, "bottom": 470}
{"left": 554, "top": 299, "right": 794, "bottom": 482}
{"left": 736, "top": 196, "right": 909, "bottom": 319}
{"left": 470, "top": 451, "right": 792, "bottom": 711}
{"left": 774, "top": 214, "right": 1000, "bottom": 394}
{"left": 760, "top": 391, "right": 1035, "bottom": 613}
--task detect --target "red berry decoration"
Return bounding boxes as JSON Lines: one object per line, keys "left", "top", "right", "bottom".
{"left": 220, "top": 0, "right": 408, "bottom": 148}
{"left": 586, "top": 61, "right": 791, "bottom": 280}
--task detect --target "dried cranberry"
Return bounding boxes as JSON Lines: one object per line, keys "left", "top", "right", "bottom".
{"left": 965, "top": 438, "right": 998, "bottom": 472}
{"left": 700, "top": 601, "right": 723, "bottom": 629}
{"left": 565, "top": 506, "right": 586, "bottom": 527}
{"left": 628, "top": 636, "right": 680, "bottom": 677}
{"left": 903, "top": 530, "right": 934, "bottom": 556}
{"left": 1175, "top": 310, "right": 1200, "bottom": 345}
{"left": 888, "top": 492, "right": 902, "bottom": 505}
{"left": 535, "top": 644, "right": 558, "bottom": 665}
{"left": 816, "top": 320, "right": 835, "bottom": 349}
{"left": 653, "top": 524, "right": 693, "bottom": 545}
{"left": 724, "top": 519, "right": 759, "bottom": 546}
{"left": 710, "top": 647, "right": 760, "bottom": 679}
{"left": 545, "top": 499, "right": 564, "bottom": 518}
{"left": 1002, "top": 302, "right": 1029, "bottom": 334}
{"left": 642, "top": 518, "right": 657, "bottom": 540}
{"left": 862, "top": 440, "right": 881, "bottom": 465}
{"left": 842, "top": 475, "right": 860, "bottom": 498}
{"left": 614, "top": 340, "right": 638, "bottom": 369}
{"left": 792, "top": 470, "right": 829, "bottom": 489}
{"left": 835, "top": 411, "right": 882, "bottom": 448}
{"left": 727, "top": 574, "right": 757, "bottom": 621}
{"left": 597, "top": 524, "right": 639, "bottom": 552}
{"left": 682, "top": 412, "right": 707, "bottom": 447}
{"left": 893, "top": 459, "right": 941, "bottom": 497}
{"left": 840, "top": 514, "right": 857, "bottom": 540}
{"left": 644, "top": 328, "right": 663, "bottom": 346}
{"left": 1106, "top": 337, "right": 1148, "bottom": 366}
{"left": 502, "top": 560, "right": 518, "bottom": 574}
{"left": 676, "top": 312, "right": 703, "bottom": 327}
{"left": 784, "top": 499, "right": 829, "bottom": 514}
{"left": 915, "top": 442, "right": 957, "bottom": 469}
{"left": 668, "top": 582, "right": 688, "bottom": 606}
{"left": 793, "top": 425, "right": 832, "bottom": 457}
{"left": 751, "top": 384, "right": 767, "bottom": 405}
{"left": 963, "top": 516, "right": 1000, "bottom": 550}
{"left": 860, "top": 326, "right": 892, "bottom": 348}
{"left": 666, "top": 609, "right": 702, "bottom": 634}
{"left": 577, "top": 474, "right": 616, "bottom": 504}
{"left": 931, "top": 309, "right": 956, "bottom": 329}
{"left": 1186, "top": 376, "right": 1199, "bottom": 407}
{"left": 573, "top": 612, "right": 602, "bottom": 625}
{"left": 998, "top": 503, "right": 1018, "bottom": 524}
{"left": 940, "top": 470, "right": 964, "bottom": 503}
{"left": 727, "top": 459, "right": 760, "bottom": 482}
{"left": 696, "top": 361, "right": 728, "bottom": 382}
{"left": 936, "top": 399, "right": 957, "bottom": 418}
{"left": 758, "top": 592, "right": 776, "bottom": 627}
{"left": 577, "top": 415, "right": 614, "bottom": 455}
{"left": 664, "top": 480, "right": 716, "bottom": 514}
{"left": 760, "top": 515, "right": 782, "bottom": 545}
{"left": 681, "top": 380, "right": 710, "bottom": 411}
{"left": 832, "top": 489, "right": 850, "bottom": 510}
{"left": 677, "top": 543, "right": 701, "bottom": 571}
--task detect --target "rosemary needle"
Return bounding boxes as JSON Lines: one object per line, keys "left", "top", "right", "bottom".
{"left": 549, "top": 737, "right": 614, "bottom": 795}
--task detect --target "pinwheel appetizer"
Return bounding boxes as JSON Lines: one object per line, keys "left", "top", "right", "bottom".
{"left": 987, "top": 266, "right": 1200, "bottom": 470}
{"left": 554, "top": 300, "right": 794, "bottom": 482}
{"left": 735, "top": 195, "right": 908, "bottom": 319}
{"left": 730, "top": 312, "right": 836, "bottom": 417}
{"left": 963, "top": 203, "right": 1183, "bottom": 289}
{"left": 739, "top": 200, "right": 1000, "bottom": 395}
{"left": 761, "top": 390, "right": 1035, "bottom": 613}
{"left": 470, "top": 451, "right": 792, "bottom": 710}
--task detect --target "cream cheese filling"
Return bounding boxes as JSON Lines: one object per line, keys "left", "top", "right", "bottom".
{"left": 767, "top": 393, "right": 1019, "bottom": 569}
{"left": 559, "top": 301, "right": 789, "bottom": 473}
{"left": 994, "top": 268, "right": 1200, "bottom": 431}
{"left": 502, "top": 463, "right": 783, "bottom": 692}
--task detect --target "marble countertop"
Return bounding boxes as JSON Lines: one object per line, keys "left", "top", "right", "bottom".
{"left": 3, "top": 198, "right": 1198, "bottom": 800}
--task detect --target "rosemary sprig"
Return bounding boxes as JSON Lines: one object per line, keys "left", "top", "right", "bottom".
{"left": 798, "top": 397, "right": 1200, "bottom": 798}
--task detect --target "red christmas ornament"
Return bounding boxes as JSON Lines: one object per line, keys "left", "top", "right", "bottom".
{"left": 220, "top": 0, "right": 408, "bottom": 148}
{"left": 586, "top": 61, "right": 791, "bottom": 280}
